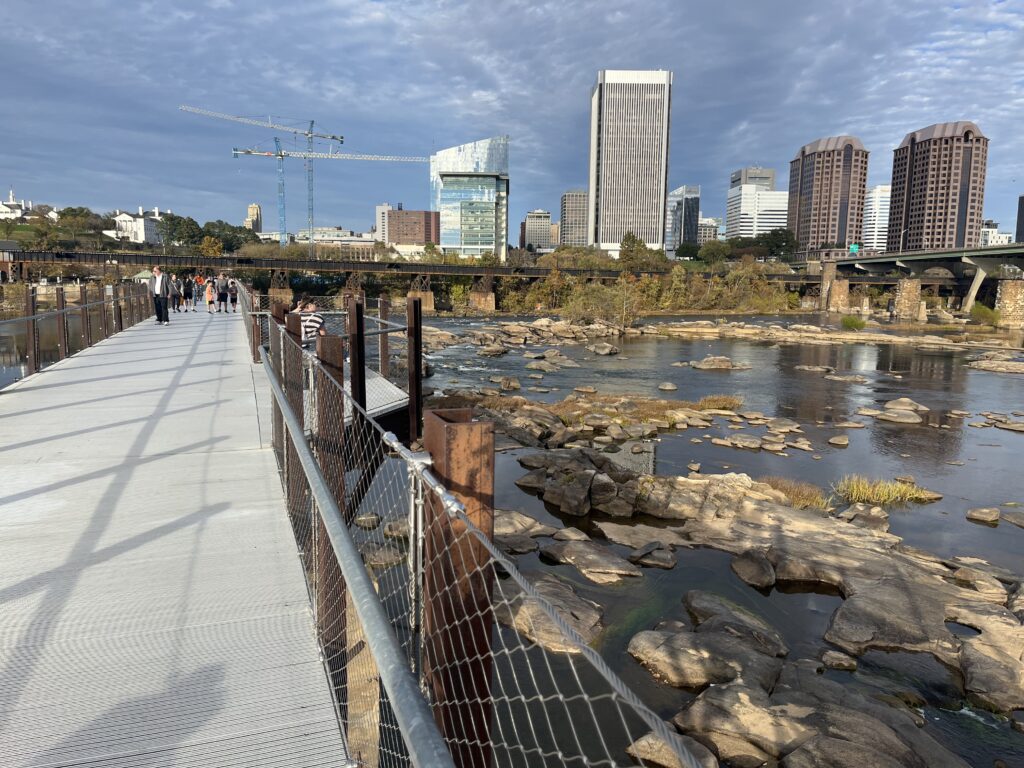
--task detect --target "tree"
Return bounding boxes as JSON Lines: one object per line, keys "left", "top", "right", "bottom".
{"left": 674, "top": 242, "right": 700, "bottom": 260}
{"left": 757, "top": 228, "right": 798, "bottom": 262}
{"left": 0, "top": 218, "right": 17, "bottom": 240}
{"left": 619, "top": 231, "right": 669, "bottom": 273}
{"left": 178, "top": 217, "right": 203, "bottom": 246}
{"left": 202, "top": 219, "right": 259, "bottom": 252}
{"left": 698, "top": 240, "right": 731, "bottom": 267}
{"left": 199, "top": 236, "right": 224, "bottom": 258}
{"left": 59, "top": 207, "right": 96, "bottom": 248}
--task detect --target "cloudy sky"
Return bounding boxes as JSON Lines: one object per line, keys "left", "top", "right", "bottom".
{"left": 2, "top": 0, "right": 1023, "bottom": 238}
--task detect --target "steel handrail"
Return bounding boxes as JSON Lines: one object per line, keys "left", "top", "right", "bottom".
{"left": 259, "top": 346, "right": 456, "bottom": 768}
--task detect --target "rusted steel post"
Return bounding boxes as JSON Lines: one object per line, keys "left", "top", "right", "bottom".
{"left": 378, "top": 294, "right": 390, "bottom": 377}
{"left": 250, "top": 313, "right": 262, "bottom": 363}
{"left": 284, "top": 310, "right": 302, "bottom": 346}
{"left": 55, "top": 287, "right": 68, "bottom": 360}
{"left": 406, "top": 297, "right": 423, "bottom": 444}
{"left": 112, "top": 285, "right": 123, "bottom": 333}
{"left": 99, "top": 285, "right": 109, "bottom": 338}
{"left": 24, "top": 286, "right": 37, "bottom": 375}
{"left": 422, "top": 409, "right": 495, "bottom": 768}
{"left": 347, "top": 295, "right": 366, "bottom": 412}
{"left": 79, "top": 285, "right": 91, "bottom": 347}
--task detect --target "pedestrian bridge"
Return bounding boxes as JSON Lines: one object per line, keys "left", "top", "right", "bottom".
{"left": 0, "top": 286, "right": 706, "bottom": 768}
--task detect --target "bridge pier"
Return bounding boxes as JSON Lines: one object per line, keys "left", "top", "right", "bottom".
{"left": 826, "top": 278, "right": 849, "bottom": 312}
{"left": 468, "top": 290, "right": 496, "bottom": 312}
{"left": 995, "top": 278, "right": 1024, "bottom": 329}
{"left": 894, "top": 278, "right": 922, "bottom": 322}
{"left": 407, "top": 290, "right": 435, "bottom": 313}
{"left": 818, "top": 261, "right": 836, "bottom": 311}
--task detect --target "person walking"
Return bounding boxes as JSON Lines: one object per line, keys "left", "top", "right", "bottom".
{"left": 205, "top": 280, "right": 216, "bottom": 313}
{"left": 227, "top": 280, "right": 239, "bottom": 313}
{"left": 299, "top": 300, "right": 326, "bottom": 347}
{"left": 215, "top": 273, "right": 229, "bottom": 313}
{"left": 182, "top": 275, "right": 195, "bottom": 311}
{"left": 148, "top": 266, "right": 170, "bottom": 325}
{"left": 169, "top": 273, "right": 183, "bottom": 313}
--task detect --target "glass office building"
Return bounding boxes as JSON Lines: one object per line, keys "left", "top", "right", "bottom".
{"left": 430, "top": 137, "right": 509, "bottom": 261}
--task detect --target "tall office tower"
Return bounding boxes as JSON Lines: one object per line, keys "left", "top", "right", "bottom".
{"left": 243, "top": 203, "right": 262, "bottom": 232}
{"left": 587, "top": 69, "right": 672, "bottom": 254}
{"left": 550, "top": 221, "right": 560, "bottom": 245}
{"left": 1016, "top": 195, "right": 1024, "bottom": 243}
{"left": 788, "top": 136, "right": 869, "bottom": 252}
{"left": 387, "top": 209, "right": 440, "bottom": 245}
{"left": 559, "top": 189, "right": 588, "bottom": 246}
{"left": 886, "top": 121, "right": 988, "bottom": 252}
{"left": 430, "top": 137, "right": 510, "bottom": 261}
{"left": 374, "top": 203, "right": 393, "bottom": 243}
{"left": 862, "top": 185, "right": 891, "bottom": 251}
{"left": 725, "top": 185, "right": 789, "bottom": 239}
{"left": 665, "top": 185, "right": 700, "bottom": 251}
{"left": 523, "top": 209, "right": 552, "bottom": 250}
{"left": 730, "top": 166, "right": 776, "bottom": 190}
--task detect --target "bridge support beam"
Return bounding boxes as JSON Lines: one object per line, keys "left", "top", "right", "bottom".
{"left": 407, "top": 290, "right": 434, "bottom": 313}
{"left": 826, "top": 279, "right": 849, "bottom": 312}
{"left": 818, "top": 261, "right": 836, "bottom": 311}
{"left": 894, "top": 278, "right": 922, "bottom": 322}
{"left": 961, "top": 258, "right": 1005, "bottom": 313}
{"left": 995, "top": 278, "right": 1024, "bottom": 329}
{"left": 468, "top": 290, "right": 496, "bottom": 312}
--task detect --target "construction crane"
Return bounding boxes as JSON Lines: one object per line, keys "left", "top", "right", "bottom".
{"left": 180, "top": 105, "right": 343, "bottom": 252}
{"left": 232, "top": 146, "right": 429, "bottom": 255}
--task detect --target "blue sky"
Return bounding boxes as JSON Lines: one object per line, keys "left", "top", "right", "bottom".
{"left": 2, "top": 0, "right": 1023, "bottom": 238}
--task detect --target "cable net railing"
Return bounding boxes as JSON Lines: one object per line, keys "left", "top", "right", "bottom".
{"left": 259, "top": 313, "right": 703, "bottom": 768}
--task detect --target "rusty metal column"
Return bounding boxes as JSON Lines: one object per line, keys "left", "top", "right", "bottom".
{"left": 347, "top": 295, "right": 366, "bottom": 411}
{"left": 24, "top": 286, "right": 37, "bottom": 375}
{"left": 112, "top": 285, "right": 123, "bottom": 333}
{"left": 55, "top": 287, "right": 69, "bottom": 360}
{"left": 378, "top": 295, "right": 390, "bottom": 377}
{"left": 79, "top": 285, "right": 91, "bottom": 347}
{"left": 422, "top": 409, "right": 495, "bottom": 768}
{"left": 406, "top": 297, "right": 423, "bottom": 445}
{"left": 99, "top": 285, "right": 110, "bottom": 339}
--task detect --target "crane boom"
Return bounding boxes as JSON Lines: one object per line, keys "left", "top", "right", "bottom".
{"left": 180, "top": 105, "right": 343, "bottom": 142}
{"left": 233, "top": 148, "right": 428, "bottom": 163}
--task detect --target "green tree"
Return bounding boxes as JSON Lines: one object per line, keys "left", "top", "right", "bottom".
{"left": 674, "top": 242, "right": 700, "bottom": 260}
{"left": 757, "top": 228, "right": 798, "bottom": 262}
{"left": 199, "top": 236, "right": 224, "bottom": 258}
{"left": 0, "top": 218, "right": 17, "bottom": 240}
{"left": 698, "top": 239, "right": 731, "bottom": 267}
{"left": 202, "top": 219, "right": 258, "bottom": 252}
{"left": 178, "top": 217, "right": 203, "bottom": 246}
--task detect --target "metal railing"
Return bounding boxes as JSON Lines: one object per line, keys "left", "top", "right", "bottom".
{"left": 0, "top": 282, "right": 152, "bottom": 387}
{"left": 252, "top": 298, "right": 703, "bottom": 767}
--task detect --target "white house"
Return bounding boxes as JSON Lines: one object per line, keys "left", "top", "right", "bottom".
{"left": 0, "top": 189, "right": 28, "bottom": 220}
{"left": 102, "top": 207, "right": 164, "bottom": 245}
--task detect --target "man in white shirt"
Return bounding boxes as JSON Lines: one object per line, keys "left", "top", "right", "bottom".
{"left": 148, "top": 266, "right": 171, "bottom": 325}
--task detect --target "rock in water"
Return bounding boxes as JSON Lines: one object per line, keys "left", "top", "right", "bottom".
{"left": 821, "top": 650, "right": 858, "bottom": 671}
{"left": 539, "top": 540, "right": 641, "bottom": 584}
{"left": 966, "top": 507, "right": 1000, "bottom": 524}
{"left": 731, "top": 550, "right": 776, "bottom": 589}
{"left": 658, "top": 382, "right": 678, "bottom": 391}
{"left": 477, "top": 343, "right": 507, "bottom": 357}
{"left": 585, "top": 342, "right": 619, "bottom": 356}
{"left": 625, "top": 731, "right": 719, "bottom": 768}
{"left": 874, "top": 409, "right": 923, "bottom": 424}
{"left": 495, "top": 574, "right": 601, "bottom": 654}
{"left": 828, "top": 435, "right": 849, "bottom": 447}
{"left": 884, "top": 397, "right": 929, "bottom": 412}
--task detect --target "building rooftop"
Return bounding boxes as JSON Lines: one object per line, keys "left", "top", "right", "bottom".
{"left": 794, "top": 135, "right": 866, "bottom": 158}
{"left": 897, "top": 121, "right": 985, "bottom": 148}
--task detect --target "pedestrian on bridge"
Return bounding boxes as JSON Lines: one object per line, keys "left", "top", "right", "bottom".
{"left": 299, "top": 300, "right": 326, "bottom": 347}
{"left": 228, "top": 280, "right": 238, "bottom": 312}
{"left": 205, "top": 280, "right": 215, "bottom": 313}
{"left": 148, "top": 267, "right": 170, "bottom": 325}
{"left": 169, "top": 274, "right": 183, "bottom": 313}
{"left": 215, "top": 273, "right": 229, "bottom": 313}
{"left": 182, "top": 275, "right": 195, "bottom": 311}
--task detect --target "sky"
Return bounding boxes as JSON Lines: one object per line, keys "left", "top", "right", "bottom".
{"left": 2, "top": 0, "right": 1023, "bottom": 239}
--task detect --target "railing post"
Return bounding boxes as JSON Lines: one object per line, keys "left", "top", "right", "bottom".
{"left": 79, "top": 285, "right": 91, "bottom": 347}
{"left": 112, "top": 284, "right": 123, "bottom": 333}
{"left": 348, "top": 295, "right": 366, "bottom": 411}
{"left": 378, "top": 294, "right": 390, "bottom": 377}
{"left": 406, "top": 297, "right": 423, "bottom": 445}
{"left": 422, "top": 409, "right": 495, "bottom": 768}
{"left": 55, "top": 286, "right": 68, "bottom": 360}
{"left": 99, "top": 285, "right": 109, "bottom": 339}
{"left": 24, "top": 286, "right": 37, "bottom": 375}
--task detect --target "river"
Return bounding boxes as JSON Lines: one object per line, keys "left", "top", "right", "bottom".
{"left": 427, "top": 314, "right": 1024, "bottom": 767}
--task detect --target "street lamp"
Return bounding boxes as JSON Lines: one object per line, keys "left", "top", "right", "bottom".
{"left": 898, "top": 227, "right": 910, "bottom": 254}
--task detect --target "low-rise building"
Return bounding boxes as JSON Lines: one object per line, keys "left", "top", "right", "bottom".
{"left": 0, "top": 189, "right": 29, "bottom": 220}
{"left": 387, "top": 209, "right": 439, "bottom": 245}
{"left": 102, "top": 207, "right": 164, "bottom": 245}
{"left": 697, "top": 217, "right": 720, "bottom": 246}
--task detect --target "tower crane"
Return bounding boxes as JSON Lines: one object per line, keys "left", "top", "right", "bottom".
{"left": 180, "top": 105, "right": 343, "bottom": 252}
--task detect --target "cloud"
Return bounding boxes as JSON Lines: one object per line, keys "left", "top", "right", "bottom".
{"left": 0, "top": 0, "right": 1021, "bottom": 233}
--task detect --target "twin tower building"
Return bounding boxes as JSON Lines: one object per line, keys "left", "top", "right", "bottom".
{"left": 430, "top": 68, "right": 988, "bottom": 260}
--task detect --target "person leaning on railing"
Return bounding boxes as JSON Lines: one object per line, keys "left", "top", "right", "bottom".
{"left": 297, "top": 300, "right": 326, "bottom": 348}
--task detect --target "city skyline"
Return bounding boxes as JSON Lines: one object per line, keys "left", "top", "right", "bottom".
{"left": 1, "top": 1, "right": 1022, "bottom": 241}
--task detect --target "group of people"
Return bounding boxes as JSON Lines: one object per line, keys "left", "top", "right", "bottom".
{"left": 148, "top": 267, "right": 239, "bottom": 324}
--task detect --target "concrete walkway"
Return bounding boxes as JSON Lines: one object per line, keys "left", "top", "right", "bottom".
{"left": 0, "top": 309, "right": 346, "bottom": 766}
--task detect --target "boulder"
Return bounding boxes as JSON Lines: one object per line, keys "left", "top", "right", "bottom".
{"left": 995, "top": 420, "right": 1024, "bottom": 433}
{"left": 594, "top": 520, "right": 688, "bottom": 550}
{"left": 824, "top": 374, "right": 869, "bottom": 384}
{"left": 684, "top": 590, "right": 789, "bottom": 658}
{"left": 628, "top": 542, "right": 678, "bottom": 569}
{"left": 965, "top": 507, "right": 1000, "bottom": 524}
{"left": 836, "top": 503, "right": 889, "bottom": 532}
{"left": 625, "top": 730, "right": 719, "bottom": 768}
{"left": 821, "top": 650, "right": 857, "bottom": 671}
{"left": 354, "top": 512, "right": 381, "bottom": 530}
{"left": 499, "top": 376, "right": 521, "bottom": 392}
{"left": 495, "top": 574, "right": 601, "bottom": 654}
{"left": 586, "top": 342, "right": 619, "bottom": 356}
{"left": 884, "top": 397, "right": 929, "bottom": 412}
{"left": 781, "top": 735, "right": 904, "bottom": 768}
{"left": 629, "top": 631, "right": 784, "bottom": 693}
{"left": 731, "top": 550, "right": 776, "bottom": 589}
{"left": 658, "top": 382, "right": 678, "bottom": 391}
{"left": 478, "top": 343, "right": 507, "bottom": 357}
{"left": 874, "top": 409, "right": 923, "bottom": 424}
{"left": 828, "top": 435, "right": 849, "bottom": 447}
{"left": 360, "top": 542, "right": 404, "bottom": 569}
{"left": 525, "top": 359, "right": 560, "bottom": 372}
{"left": 539, "top": 540, "right": 642, "bottom": 584}
{"left": 496, "top": 534, "right": 539, "bottom": 554}
{"left": 691, "top": 355, "right": 751, "bottom": 371}
{"left": 553, "top": 526, "right": 589, "bottom": 542}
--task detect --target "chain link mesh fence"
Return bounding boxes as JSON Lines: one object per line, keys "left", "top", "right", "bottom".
{"left": 256, "top": 304, "right": 703, "bottom": 768}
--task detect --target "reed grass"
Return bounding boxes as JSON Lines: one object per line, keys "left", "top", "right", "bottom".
{"left": 833, "top": 475, "right": 937, "bottom": 505}
{"left": 759, "top": 476, "right": 830, "bottom": 510}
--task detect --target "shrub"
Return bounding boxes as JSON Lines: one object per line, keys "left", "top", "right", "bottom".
{"left": 760, "top": 476, "right": 829, "bottom": 510}
{"left": 970, "top": 304, "right": 1001, "bottom": 327}
{"left": 695, "top": 394, "right": 743, "bottom": 411}
{"left": 840, "top": 315, "right": 867, "bottom": 331}
{"left": 833, "top": 475, "right": 937, "bottom": 505}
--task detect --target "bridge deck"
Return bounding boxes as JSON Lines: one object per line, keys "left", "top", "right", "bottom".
{"left": 0, "top": 311, "right": 346, "bottom": 766}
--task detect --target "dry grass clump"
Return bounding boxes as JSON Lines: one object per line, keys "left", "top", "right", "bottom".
{"left": 759, "top": 476, "right": 830, "bottom": 510}
{"left": 833, "top": 475, "right": 937, "bottom": 505}
{"left": 695, "top": 394, "right": 744, "bottom": 411}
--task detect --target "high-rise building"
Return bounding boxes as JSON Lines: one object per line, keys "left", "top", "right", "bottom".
{"left": 665, "top": 185, "right": 700, "bottom": 252}
{"left": 862, "top": 185, "right": 891, "bottom": 251}
{"left": 243, "top": 203, "right": 262, "bottom": 233}
{"left": 697, "top": 217, "right": 720, "bottom": 246}
{"left": 587, "top": 69, "right": 672, "bottom": 254}
{"left": 374, "top": 203, "right": 394, "bottom": 243}
{"left": 524, "top": 209, "right": 552, "bottom": 250}
{"left": 550, "top": 221, "right": 560, "bottom": 246}
{"left": 560, "top": 190, "right": 588, "bottom": 246}
{"left": 725, "top": 185, "right": 788, "bottom": 239}
{"left": 979, "top": 220, "right": 1012, "bottom": 247}
{"left": 730, "top": 167, "right": 776, "bottom": 191}
{"left": 788, "top": 136, "right": 869, "bottom": 252}
{"left": 430, "top": 137, "right": 510, "bottom": 261}
{"left": 887, "top": 121, "right": 988, "bottom": 252}
{"left": 1016, "top": 195, "right": 1024, "bottom": 243}
{"left": 387, "top": 209, "right": 439, "bottom": 245}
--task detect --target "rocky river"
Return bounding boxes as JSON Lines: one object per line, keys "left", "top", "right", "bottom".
{"left": 423, "top": 313, "right": 1024, "bottom": 768}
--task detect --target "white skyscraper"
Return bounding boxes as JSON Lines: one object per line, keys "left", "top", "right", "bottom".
{"left": 862, "top": 184, "right": 891, "bottom": 252}
{"left": 587, "top": 69, "right": 672, "bottom": 255}
{"left": 725, "top": 185, "right": 788, "bottom": 239}
{"left": 374, "top": 203, "right": 393, "bottom": 243}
